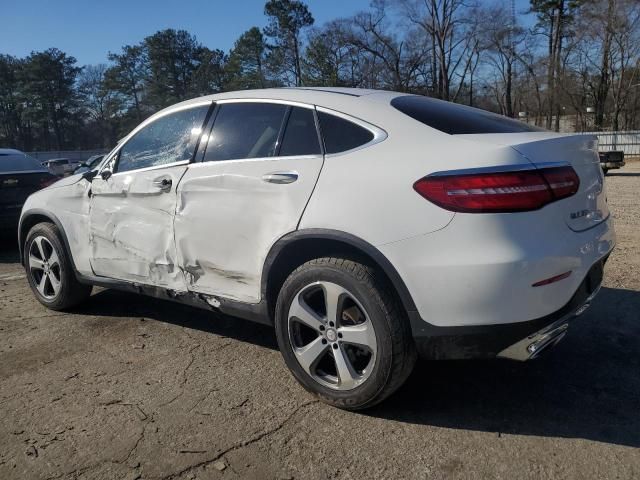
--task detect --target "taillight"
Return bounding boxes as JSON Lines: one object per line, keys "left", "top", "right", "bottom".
{"left": 413, "top": 166, "right": 579, "bottom": 213}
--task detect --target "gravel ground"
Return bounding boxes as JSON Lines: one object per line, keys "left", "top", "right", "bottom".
{"left": 1, "top": 163, "right": 639, "bottom": 480}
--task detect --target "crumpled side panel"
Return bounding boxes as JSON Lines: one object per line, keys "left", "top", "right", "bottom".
{"left": 89, "top": 167, "right": 188, "bottom": 290}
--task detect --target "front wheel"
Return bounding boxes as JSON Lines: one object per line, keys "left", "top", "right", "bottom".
{"left": 274, "top": 257, "right": 416, "bottom": 410}
{"left": 24, "top": 222, "right": 92, "bottom": 310}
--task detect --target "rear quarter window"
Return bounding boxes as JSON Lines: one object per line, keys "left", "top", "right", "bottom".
{"left": 317, "top": 111, "right": 374, "bottom": 154}
{"left": 390, "top": 95, "right": 543, "bottom": 135}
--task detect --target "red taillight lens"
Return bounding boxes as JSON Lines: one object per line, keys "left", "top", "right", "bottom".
{"left": 413, "top": 166, "right": 580, "bottom": 213}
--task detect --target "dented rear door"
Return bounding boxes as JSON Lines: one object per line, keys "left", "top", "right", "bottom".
{"left": 174, "top": 101, "right": 324, "bottom": 303}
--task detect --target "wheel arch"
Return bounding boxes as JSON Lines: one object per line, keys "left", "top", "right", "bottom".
{"left": 19, "top": 209, "right": 76, "bottom": 270}
{"left": 261, "top": 229, "right": 418, "bottom": 323}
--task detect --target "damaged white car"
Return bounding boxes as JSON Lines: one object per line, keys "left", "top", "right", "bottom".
{"left": 19, "top": 88, "right": 614, "bottom": 409}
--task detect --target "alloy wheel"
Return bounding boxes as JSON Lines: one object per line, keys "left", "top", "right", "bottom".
{"left": 28, "top": 236, "right": 62, "bottom": 300}
{"left": 287, "top": 281, "right": 377, "bottom": 390}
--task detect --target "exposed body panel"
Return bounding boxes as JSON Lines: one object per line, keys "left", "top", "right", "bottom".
{"left": 175, "top": 155, "right": 323, "bottom": 302}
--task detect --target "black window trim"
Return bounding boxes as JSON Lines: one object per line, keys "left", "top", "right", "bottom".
{"left": 315, "top": 106, "right": 387, "bottom": 157}
{"left": 99, "top": 100, "right": 214, "bottom": 177}
{"left": 194, "top": 98, "right": 325, "bottom": 165}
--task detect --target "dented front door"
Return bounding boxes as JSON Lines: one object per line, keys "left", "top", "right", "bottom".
{"left": 87, "top": 102, "right": 211, "bottom": 290}
{"left": 88, "top": 164, "right": 189, "bottom": 290}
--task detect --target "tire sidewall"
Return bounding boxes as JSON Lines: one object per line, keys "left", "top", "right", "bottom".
{"left": 275, "top": 261, "right": 395, "bottom": 409}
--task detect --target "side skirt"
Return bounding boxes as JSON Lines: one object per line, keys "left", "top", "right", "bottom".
{"left": 75, "top": 273, "right": 272, "bottom": 326}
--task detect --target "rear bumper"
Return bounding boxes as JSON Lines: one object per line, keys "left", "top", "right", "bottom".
{"left": 411, "top": 258, "right": 606, "bottom": 360}
{"left": 379, "top": 211, "right": 615, "bottom": 328}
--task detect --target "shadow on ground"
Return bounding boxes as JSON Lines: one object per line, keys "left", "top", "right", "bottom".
{"left": 367, "top": 286, "right": 640, "bottom": 449}
{"left": 81, "top": 285, "right": 640, "bottom": 449}
{"left": 77, "top": 288, "right": 279, "bottom": 351}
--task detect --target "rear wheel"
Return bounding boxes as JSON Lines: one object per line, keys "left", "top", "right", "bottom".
{"left": 275, "top": 257, "right": 416, "bottom": 410}
{"left": 602, "top": 167, "right": 609, "bottom": 175}
{"left": 24, "top": 222, "right": 92, "bottom": 310}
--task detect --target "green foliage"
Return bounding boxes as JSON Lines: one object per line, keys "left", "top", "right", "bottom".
{"left": 263, "top": 0, "right": 314, "bottom": 86}
{"left": 226, "top": 27, "right": 269, "bottom": 90}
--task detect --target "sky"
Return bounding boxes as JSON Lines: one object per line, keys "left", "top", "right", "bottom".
{"left": 1, "top": 0, "right": 372, "bottom": 65}
{"left": 2, "top": 0, "right": 534, "bottom": 66}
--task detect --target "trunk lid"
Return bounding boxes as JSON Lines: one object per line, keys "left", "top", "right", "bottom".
{"left": 459, "top": 132, "right": 608, "bottom": 231}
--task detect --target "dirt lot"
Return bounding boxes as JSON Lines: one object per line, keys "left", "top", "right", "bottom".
{"left": 1, "top": 164, "right": 639, "bottom": 480}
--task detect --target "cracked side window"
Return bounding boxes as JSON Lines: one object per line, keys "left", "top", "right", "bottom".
{"left": 115, "top": 105, "right": 209, "bottom": 173}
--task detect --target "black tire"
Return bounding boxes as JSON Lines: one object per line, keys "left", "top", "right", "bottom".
{"left": 23, "top": 222, "right": 92, "bottom": 310}
{"left": 274, "top": 257, "right": 416, "bottom": 410}
{"left": 602, "top": 167, "right": 609, "bottom": 175}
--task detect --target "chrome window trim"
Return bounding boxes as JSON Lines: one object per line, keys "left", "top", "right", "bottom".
{"left": 315, "top": 106, "right": 387, "bottom": 157}
{"left": 188, "top": 154, "right": 323, "bottom": 169}
{"left": 98, "top": 101, "right": 213, "bottom": 177}
{"left": 215, "top": 98, "right": 315, "bottom": 109}
{"left": 427, "top": 161, "right": 572, "bottom": 177}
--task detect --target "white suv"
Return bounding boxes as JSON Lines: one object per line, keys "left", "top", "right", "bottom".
{"left": 19, "top": 88, "right": 615, "bottom": 409}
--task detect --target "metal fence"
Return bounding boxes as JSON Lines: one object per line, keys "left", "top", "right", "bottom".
{"left": 578, "top": 131, "right": 640, "bottom": 158}
{"left": 27, "top": 149, "right": 109, "bottom": 163}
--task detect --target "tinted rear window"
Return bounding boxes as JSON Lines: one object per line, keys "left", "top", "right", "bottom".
{"left": 317, "top": 111, "right": 374, "bottom": 154}
{"left": 391, "top": 95, "right": 542, "bottom": 134}
{"left": 203, "top": 103, "right": 287, "bottom": 162}
{"left": 0, "top": 153, "right": 46, "bottom": 173}
{"left": 279, "top": 107, "right": 321, "bottom": 157}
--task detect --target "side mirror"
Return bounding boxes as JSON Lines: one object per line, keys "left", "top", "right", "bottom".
{"left": 100, "top": 170, "right": 113, "bottom": 181}
{"left": 82, "top": 170, "right": 98, "bottom": 181}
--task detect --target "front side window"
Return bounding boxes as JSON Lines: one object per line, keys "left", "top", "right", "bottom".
{"left": 279, "top": 107, "right": 321, "bottom": 156}
{"left": 116, "top": 105, "right": 209, "bottom": 173}
{"left": 317, "top": 111, "right": 374, "bottom": 154}
{"left": 203, "top": 103, "right": 288, "bottom": 162}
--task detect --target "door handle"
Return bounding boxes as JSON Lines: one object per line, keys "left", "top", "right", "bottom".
{"left": 262, "top": 171, "right": 298, "bottom": 184}
{"left": 152, "top": 177, "right": 172, "bottom": 191}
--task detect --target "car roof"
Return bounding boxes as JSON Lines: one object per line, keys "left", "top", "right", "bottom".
{"left": 155, "top": 87, "right": 406, "bottom": 131}
{"left": 0, "top": 148, "right": 26, "bottom": 155}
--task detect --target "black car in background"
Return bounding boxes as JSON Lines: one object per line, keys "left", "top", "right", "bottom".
{"left": 1, "top": 149, "right": 57, "bottom": 237}
{"left": 599, "top": 151, "right": 625, "bottom": 175}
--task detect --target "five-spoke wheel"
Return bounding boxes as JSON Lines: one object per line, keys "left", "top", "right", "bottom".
{"left": 288, "top": 281, "right": 377, "bottom": 390}
{"left": 28, "top": 235, "right": 62, "bottom": 300}
{"left": 23, "top": 222, "right": 92, "bottom": 310}
{"left": 275, "top": 257, "right": 416, "bottom": 410}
